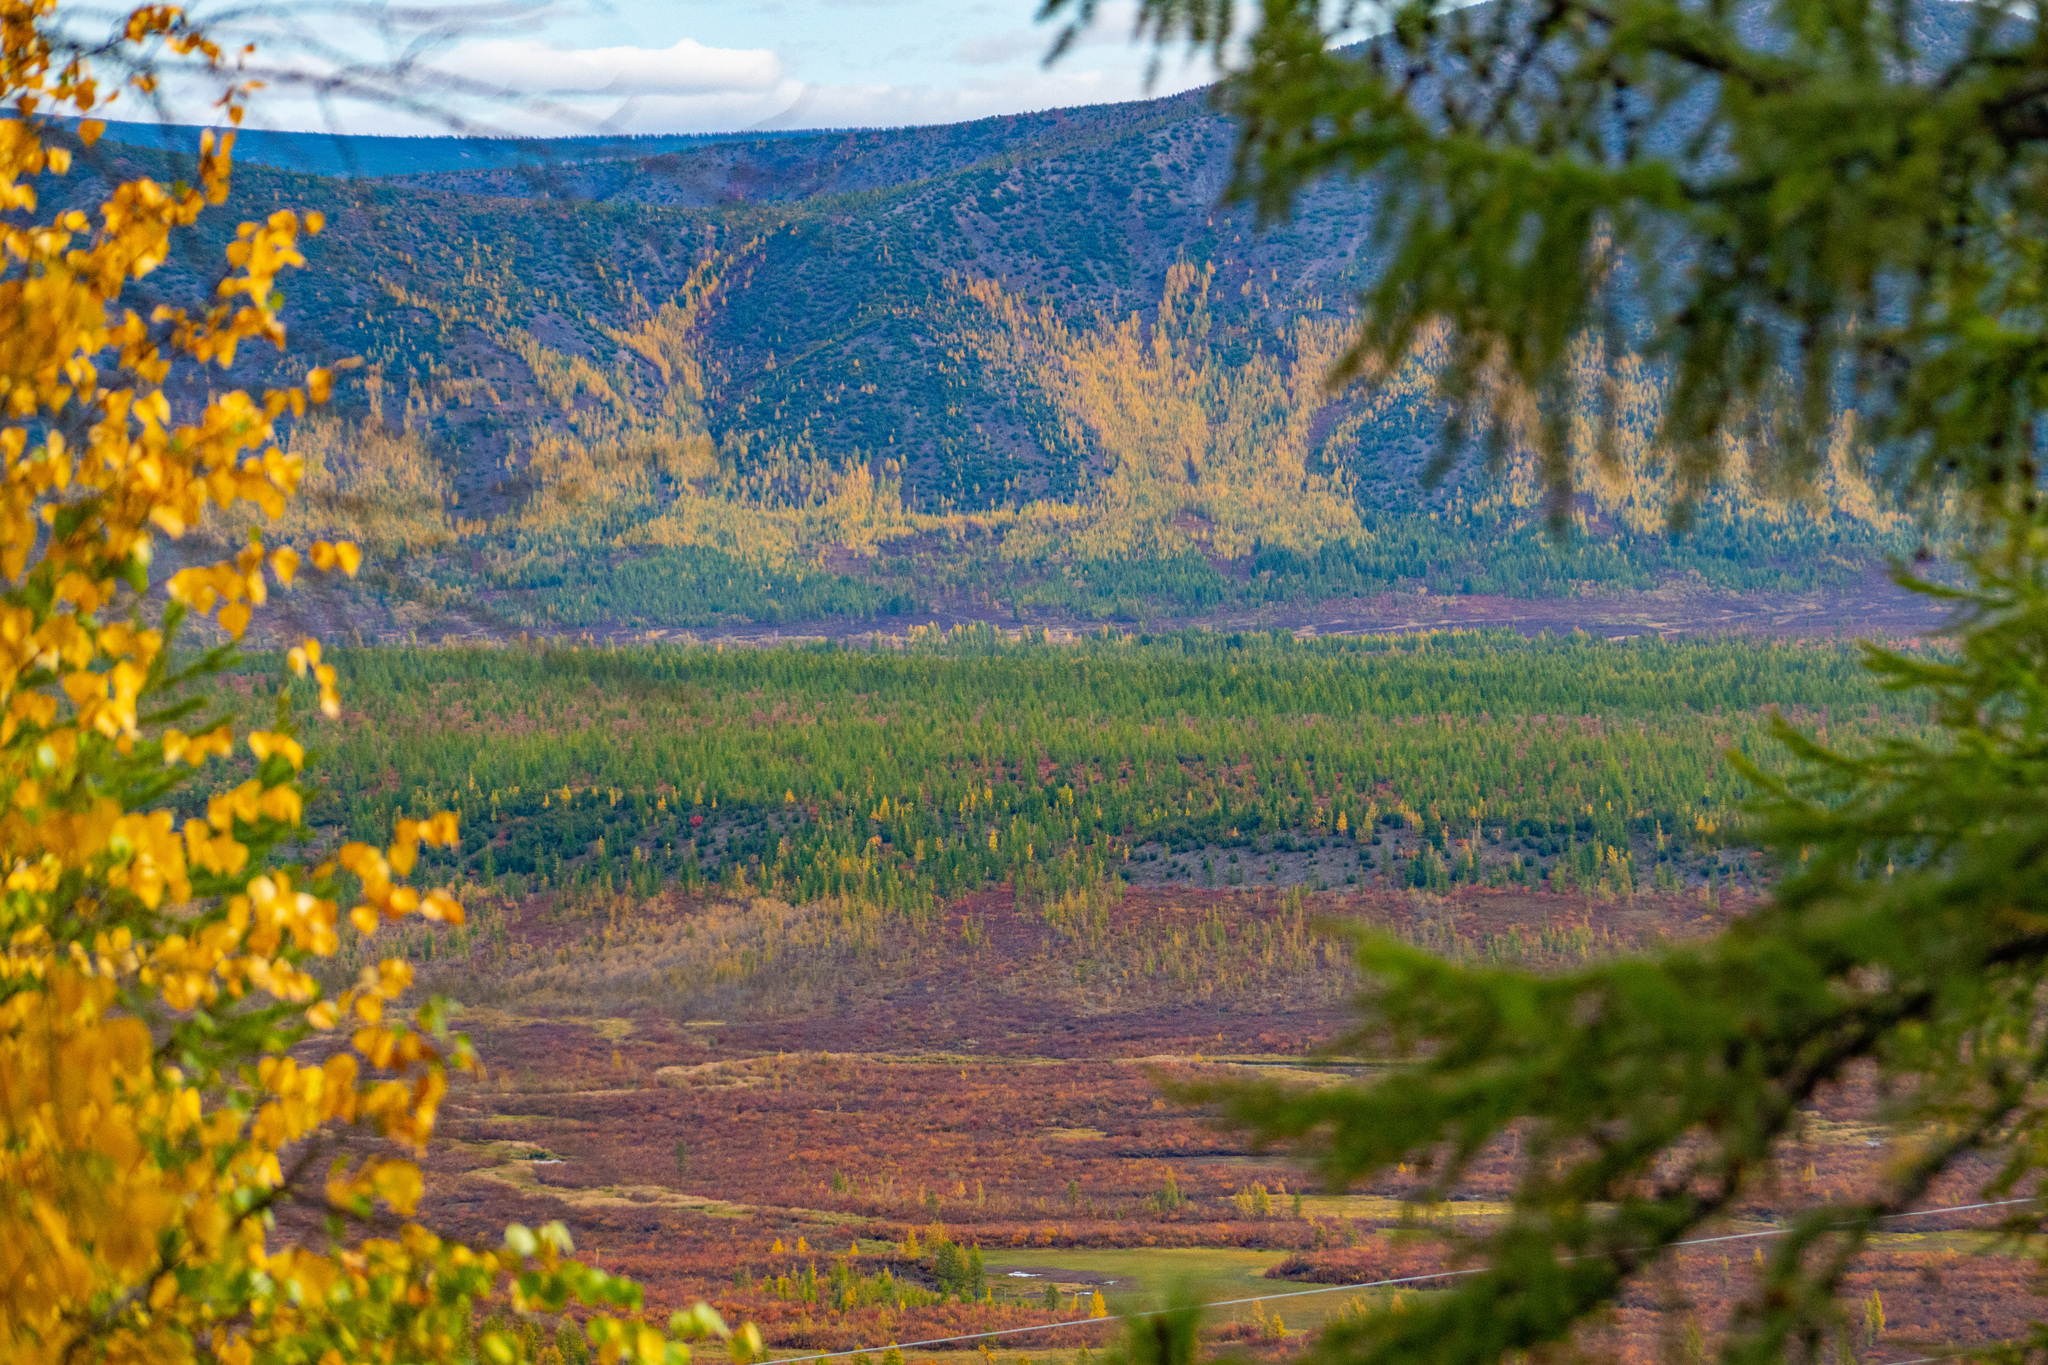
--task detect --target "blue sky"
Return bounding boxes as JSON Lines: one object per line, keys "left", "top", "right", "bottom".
{"left": 211, "top": 0, "right": 1226, "bottom": 136}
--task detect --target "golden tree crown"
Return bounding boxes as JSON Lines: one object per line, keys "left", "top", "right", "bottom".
{"left": 0, "top": 6, "right": 751, "bottom": 1364}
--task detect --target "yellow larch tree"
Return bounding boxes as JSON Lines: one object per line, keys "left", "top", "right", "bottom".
{"left": 955, "top": 265, "right": 1363, "bottom": 563}
{"left": 0, "top": 3, "right": 756, "bottom": 1364}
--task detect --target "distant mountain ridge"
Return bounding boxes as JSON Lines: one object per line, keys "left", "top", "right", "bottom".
{"left": 88, "top": 118, "right": 820, "bottom": 178}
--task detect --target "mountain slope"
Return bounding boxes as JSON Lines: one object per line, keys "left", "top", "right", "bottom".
{"left": 67, "top": 71, "right": 1912, "bottom": 637}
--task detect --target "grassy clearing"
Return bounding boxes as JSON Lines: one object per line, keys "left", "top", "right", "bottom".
{"left": 976, "top": 1246, "right": 1392, "bottom": 1328}
{"left": 462, "top": 1160, "right": 752, "bottom": 1219}
{"left": 456, "top": 1152, "right": 877, "bottom": 1225}
{"left": 453, "top": 1005, "right": 639, "bottom": 1040}
{"left": 1289, "top": 1194, "right": 1510, "bottom": 1223}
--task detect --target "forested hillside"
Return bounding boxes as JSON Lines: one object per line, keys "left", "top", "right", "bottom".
{"left": 73, "top": 70, "right": 1919, "bottom": 635}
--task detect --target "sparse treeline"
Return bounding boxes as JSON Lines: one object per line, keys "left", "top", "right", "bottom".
{"left": 454, "top": 499, "right": 1867, "bottom": 633}
{"left": 269, "top": 628, "right": 1924, "bottom": 911}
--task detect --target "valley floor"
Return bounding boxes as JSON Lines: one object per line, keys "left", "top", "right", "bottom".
{"left": 317, "top": 881, "right": 2035, "bottom": 1365}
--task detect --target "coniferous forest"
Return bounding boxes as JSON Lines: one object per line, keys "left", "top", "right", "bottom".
{"left": 290, "top": 629, "right": 1905, "bottom": 913}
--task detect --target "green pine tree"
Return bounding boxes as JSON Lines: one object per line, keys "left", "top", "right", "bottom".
{"left": 1040, "top": 3, "right": 2048, "bottom": 1365}
{"left": 933, "top": 1240, "right": 963, "bottom": 1298}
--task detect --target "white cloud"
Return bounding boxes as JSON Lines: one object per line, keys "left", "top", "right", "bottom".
{"left": 443, "top": 35, "right": 784, "bottom": 97}
{"left": 748, "top": 64, "right": 1190, "bottom": 129}
{"left": 953, "top": 28, "right": 1040, "bottom": 65}
{"left": 954, "top": 0, "right": 1143, "bottom": 66}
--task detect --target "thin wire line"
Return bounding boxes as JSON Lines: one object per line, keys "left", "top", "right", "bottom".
{"left": 763, "top": 1196, "right": 2039, "bottom": 1364}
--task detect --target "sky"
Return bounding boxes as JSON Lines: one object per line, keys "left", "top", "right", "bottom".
{"left": 181, "top": 0, "right": 1230, "bottom": 137}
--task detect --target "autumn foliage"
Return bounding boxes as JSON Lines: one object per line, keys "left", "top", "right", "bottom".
{"left": 0, "top": 4, "right": 753, "bottom": 1363}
